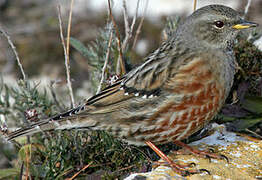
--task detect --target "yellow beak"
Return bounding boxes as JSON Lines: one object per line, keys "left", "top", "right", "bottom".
{"left": 232, "top": 21, "right": 258, "bottom": 29}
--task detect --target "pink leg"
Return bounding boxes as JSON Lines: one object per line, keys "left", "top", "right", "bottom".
{"left": 145, "top": 141, "right": 210, "bottom": 176}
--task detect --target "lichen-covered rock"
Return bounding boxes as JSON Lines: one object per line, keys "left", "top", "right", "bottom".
{"left": 125, "top": 124, "right": 262, "bottom": 180}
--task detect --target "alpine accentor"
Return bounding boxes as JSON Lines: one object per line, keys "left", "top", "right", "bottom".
{"left": 7, "top": 4, "right": 258, "bottom": 175}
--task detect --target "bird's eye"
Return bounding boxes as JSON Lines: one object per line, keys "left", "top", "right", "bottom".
{"left": 214, "top": 21, "right": 224, "bottom": 28}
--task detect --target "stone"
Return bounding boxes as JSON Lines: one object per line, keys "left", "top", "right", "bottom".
{"left": 125, "top": 124, "right": 262, "bottom": 180}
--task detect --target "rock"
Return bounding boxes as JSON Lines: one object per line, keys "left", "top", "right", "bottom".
{"left": 125, "top": 124, "right": 262, "bottom": 180}
{"left": 254, "top": 36, "right": 262, "bottom": 51}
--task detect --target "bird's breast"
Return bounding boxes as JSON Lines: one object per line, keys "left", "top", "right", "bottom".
{"left": 129, "top": 57, "right": 228, "bottom": 144}
{"left": 131, "top": 81, "right": 225, "bottom": 144}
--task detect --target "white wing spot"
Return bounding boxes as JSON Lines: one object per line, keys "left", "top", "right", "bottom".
{"left": 148, "top": 94, "right": 154, "bottom": 98}
{"left": 142, "top": 95, "right": 147, "bottom": 99}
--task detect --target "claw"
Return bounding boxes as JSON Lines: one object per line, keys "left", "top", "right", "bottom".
{"left": 208, "top": 148, "right": 215, "bottom": 153}
{"left": 220, "top": 154, "right": 229, "bottom": 163}
{"left": 199, "top": 168, "right": 211, "bottom": 175}
{"left": 188, "top": 162, "right": 196, "bottom": 168}
{"left": 205, "top": 154, "right": 212, "bottom": 163}
{"left": 181, "top": 168, "right": 211, "bottom": 176}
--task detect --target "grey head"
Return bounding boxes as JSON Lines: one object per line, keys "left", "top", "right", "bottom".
{"left": 175, "top": 4, "right": 258, "bottom": 50}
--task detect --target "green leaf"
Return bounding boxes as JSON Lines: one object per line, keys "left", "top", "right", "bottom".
{"left": 4, "top": 85, "right": 10, "bottom": 107}
{"left": 18, "top": 143, "right": 45, "bottom": 162}
{"left": 70, "top": 37, "right": 89, "bottom": 58}
{"left": 18, "top": 144, "right": 32, "bottom": 162}
{"left": 55, "top": 166, "right": 73, "bottom": 179}
{"left": 242, "top": 96, "right": 262, "bottom": 114}
{"left": 0, "top": 168, "right": 20, "bottom": 179}
{"left": 217, "top": 114, "right": 237, "bottom": 122}
{"left": 232, "top": 117, "right": 262, "bottom": 131}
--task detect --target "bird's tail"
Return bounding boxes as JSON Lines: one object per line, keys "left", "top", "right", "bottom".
{"left": 7, "top": 120, "right": 50, "bottom": 141}
{"left": 6, "top": 105, "right": 88, "bottom": 141}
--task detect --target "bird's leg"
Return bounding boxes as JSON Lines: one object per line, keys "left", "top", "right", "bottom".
{"left": 145, "top": 141, "right": 210, "bottom": 176}
{"left": 173, "top": 140, "right": 229, "bottom": 163}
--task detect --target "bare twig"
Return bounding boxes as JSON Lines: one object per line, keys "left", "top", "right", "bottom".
{"left": 130, "top": 0, "right": 140, "bottom": 35}
{"left": 122, "top": 0, "right": 130, "bottom": 37}
{"left": 121, "top": 0, "right": 140, "bottom": 52}
{"left": 67, "top": 162, "right": 93, "bottom": 180}
{"left": 132, "top": 0, "right": 148, "bottom": 50}
{"left": 19, "top": 161, "right": 24, "bottom": 180}
{"left": 56, "top": 2, "right": 75, "bottom": 108}
{"left": 245, "top": 128, "right": 262, "bottom": 139}
{"left": 193, "top": 0, "right": 197, "bottom": 11}
{"left": 66, "top": 0, "right": 75, "bottom": 107}
{"left": 0, "top": 27, "right": 26, "bottom": 80}
{"left": 243, "top": 0, "right": 252, "bottom": 18}
{"left": 49, "top": 80, "right": 64, "bottom": 111}
{"left": 96, "top": 28, "right": 114, "bottom": 94}
{"left": 107, "top": 0, "right": 126, "bottom": 75}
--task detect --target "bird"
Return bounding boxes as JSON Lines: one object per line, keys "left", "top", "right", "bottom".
{"left": 6, "top": 4, "right": 258, "bottom": 175}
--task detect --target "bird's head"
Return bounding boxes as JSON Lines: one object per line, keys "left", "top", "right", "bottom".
{"left": 177, "top": 4, "right": 258, "bottom": 49}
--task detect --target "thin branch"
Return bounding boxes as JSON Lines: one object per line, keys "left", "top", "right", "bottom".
{"left": 130, "top": 0, "right": 140, "bottom": 35}
{"left": 56, "top": 2, "right": 75, "bottom": 108}
{"left": 49, "top": 80, "right": 64, "bottom": 111}
{"left": 19, "top": 161, "right": 24, "bottom": 180}
{"left": 243, "top": 0, "right": 252, "bottom": 18}
{"left": 121, "top": 0, "right": 140, "bottom": 52}
{"left": 66, "top": 0, "right": 75, "bottom": 107}
{"left": 107, "top": 0, "right": 126, "bottom": 75}
{"left": 25, "top": 144, "right": 30, "bottom": 180}
{"left": 245, "top": 128, "right": 262, "bottom": 139}
{"left": 67, "top": 162, "right": 93, "bottom": 180}
{"left": 132, "top": 0, "right": 148, "bottom": 50}
{"left": 193, "top": 0, "right": 197, "bottom": 11}
{"left": 0, "top": 27, "right": 26, "bottom": 80}
{"left": 122, "top": 0, "right": 130, "bottom": 38}
{"left": 96, "top": 28, "right": 114, "bottom": 94}
{"left": 66, "top": 0, "right": 74, "bottom": 61}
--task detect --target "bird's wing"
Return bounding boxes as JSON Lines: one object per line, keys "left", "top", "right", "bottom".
{"left": 120, "top": 43, "right": 173, "bottom": 97}
{"left": 83, "top": 42, "right": 175, "bottom": 108}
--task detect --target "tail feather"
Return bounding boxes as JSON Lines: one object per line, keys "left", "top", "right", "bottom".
{"left": 7, "top": 119, "right": 50, "bottom": 141}
{"left": 7, "top": 105, "right": 84, "bottom": 141}
{"left": 6, "top": 104, "right": 102, "bottom": 141}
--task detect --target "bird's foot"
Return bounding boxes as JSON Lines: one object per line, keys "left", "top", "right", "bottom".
{"left": 173, "top": 140, "right": 229, "bottom": 163}
{"left": 146, "top": 141, "right": 210, "bottom": 176}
